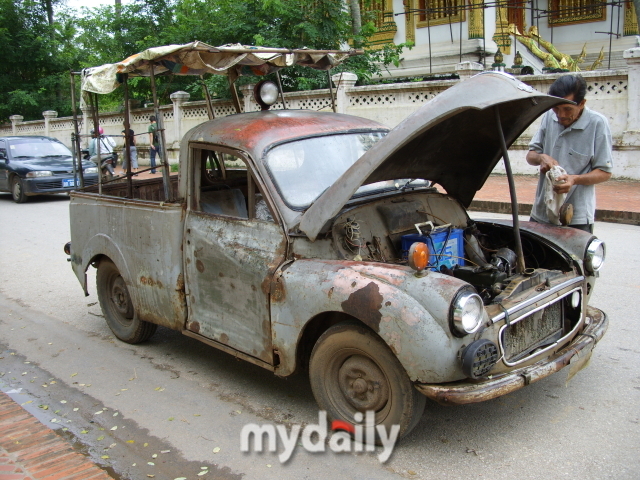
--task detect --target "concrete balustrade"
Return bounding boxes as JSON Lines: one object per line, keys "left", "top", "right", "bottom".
{"left": 1, "top": 59, "right": 638, "bottom": 179}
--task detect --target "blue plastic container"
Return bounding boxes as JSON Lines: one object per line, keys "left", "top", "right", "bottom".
{"left": 401, "top": 228, "right": 464, "bottom": 271}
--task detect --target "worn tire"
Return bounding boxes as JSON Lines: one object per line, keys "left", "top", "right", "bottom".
{"left": 11, "top": 176, "right": 27, "bottom": 203}
{"left": 309, "top": 323, "right": 426, "bottom": 443}
{"left": 96, "top": 259, "right": 157, "bottom": 343}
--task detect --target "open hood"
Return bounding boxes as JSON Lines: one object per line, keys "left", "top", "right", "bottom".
{"left": 299, "top": 72, "right": 569, "bottom": 241}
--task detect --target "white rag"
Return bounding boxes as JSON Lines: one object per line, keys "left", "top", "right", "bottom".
{"left": 545, "top": 165, "right": 567, "bottom": 225}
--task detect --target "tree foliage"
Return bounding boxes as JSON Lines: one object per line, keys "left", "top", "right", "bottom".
{"left": 1, "top": 0, "right": 411, "bottom": 121}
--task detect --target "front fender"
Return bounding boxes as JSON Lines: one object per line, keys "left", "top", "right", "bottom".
{"left": 271, "top": 259, "right": 478, "bottom": 383}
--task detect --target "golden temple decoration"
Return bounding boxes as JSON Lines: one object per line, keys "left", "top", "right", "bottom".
{"left": 468, "top": 0, "right": 484, "bottom": 39}
{"left": 416, "top": 0, "right": 466, "bottom": 28}
{"left": 548, "top": 0, "right": 606, "bottom": 26}
{"left": 590, "top": 47, "right": 605, "bottom": 70}
{"left": 624, "top": 0, "right": 639, "bottom": 36}
{"left": 360, "top": 0, "right": 398, "bottom": 47}
{"left": 404, "top": 0, "right": 416, "bottom": 43}
{"left": 493, "top": 3, "right": 511, "bottom": 55}
{"left": 509, "top": 25, "right": 594, "bottom": 71}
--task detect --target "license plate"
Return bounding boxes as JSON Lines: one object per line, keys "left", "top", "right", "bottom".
{"left": 62, "top": 178, "right": 78, "bottom": 188}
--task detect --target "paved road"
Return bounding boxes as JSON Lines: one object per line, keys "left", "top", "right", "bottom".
{"left": 0, "top": 194, "right": 639, "bottom": 480}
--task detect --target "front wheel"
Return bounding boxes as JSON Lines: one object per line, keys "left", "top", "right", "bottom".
{"left": 309, "top": 323, "right": 426, "bottom": 444}
{"left": 96, "top": 259, "right": 157, "bottom": 343}
{"left": 11, "top": 177, "right": 27, "bottom": 203}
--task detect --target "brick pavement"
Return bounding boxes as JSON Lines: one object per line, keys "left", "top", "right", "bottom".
{"left": 0, "top": 392, "right": 113, "bottom": 480}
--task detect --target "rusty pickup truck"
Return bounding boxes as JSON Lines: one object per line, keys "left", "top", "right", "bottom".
{"left": 67, "top": 71, "right": 608, "bottom": 441}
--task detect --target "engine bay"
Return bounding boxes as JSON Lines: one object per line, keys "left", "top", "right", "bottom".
{"left": 332, "top": 191, "right": 573, "bottom": 304}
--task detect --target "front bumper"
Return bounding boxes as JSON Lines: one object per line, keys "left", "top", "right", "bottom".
{"left": 23, "top": 174, "right": 99, "bottom": 195}
{"left": 415, "top": 305, "right": 608, "bottom": 405}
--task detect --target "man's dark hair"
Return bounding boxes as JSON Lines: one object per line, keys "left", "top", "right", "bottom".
{"left": 149, "top": 115, "right": 156, "bottom": 122}
{"left": 549, "top": 75, "right": 587, "bottom": 103}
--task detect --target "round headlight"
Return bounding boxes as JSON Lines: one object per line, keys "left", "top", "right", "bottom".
{"left": 585, "top": 238, "right": 605, "bottom": 273}
{"left": 254, "top": 80, "right": 279, "bottom": 110}
{"left": 450, "top": 290, "right": 484, "bottom": 336}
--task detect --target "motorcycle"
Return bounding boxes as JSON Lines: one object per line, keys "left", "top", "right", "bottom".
{"left": 82, "top": 149, "right": 118, "bottom": 179}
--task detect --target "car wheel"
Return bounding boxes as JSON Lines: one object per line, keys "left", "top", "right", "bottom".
{"left": 11, "top": 177, "right": 28, "bottom": 203}
{"left": 309, "top": 323, "right": 426, "bottom": 443}
{"left": 96, "top": 259, "right": 157, "bottom": 343}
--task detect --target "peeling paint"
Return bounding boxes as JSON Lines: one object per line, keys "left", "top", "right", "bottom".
{"left": 341, "top": 282, "right": 383, "bottom": 332}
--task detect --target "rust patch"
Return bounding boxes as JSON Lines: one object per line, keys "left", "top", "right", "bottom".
{"left": 341, "top": 282, "right": 384, "bottom": 332}
{"left": 251, "top": 284, "right": 257, "bottom": 291}
{"left": 351, "top": 281, "right": 357, "bottom": 288}
{"left": 271, "top": 274, "right": 286, "bottom": 303}
{"left": 220, "top": 333, "right": 229, "bottom": 344}
{"left": 196, "top": 260, "right": 205, "bottom": 273}
{"left": 219, "top": 272, "right": 224, "bottom": 277}
{"left": 385, "top": 301, "right": 391, "bottom": 307}
{"left": 328, "top": 286, "right": 334, "bottom": 299}
{"left": 187, "top": 321, "right": 200, "bottom": 333}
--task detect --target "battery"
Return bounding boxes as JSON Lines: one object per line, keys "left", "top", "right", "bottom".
{"left": 401, "top": 227, "right": 464, "bottom": 271}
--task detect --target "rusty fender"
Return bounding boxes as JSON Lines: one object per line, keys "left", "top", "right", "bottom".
{"left": 416, "top": 306, "right": 608, "bottom": 405}
{"left": 270, "top": 259, "right": 479, "bottom": 383}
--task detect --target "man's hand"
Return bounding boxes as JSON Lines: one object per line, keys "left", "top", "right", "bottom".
{"left": 553, "top": 174, "right": 574, "bottom": 194}
{"left": 526, "top": 151, "right": 559, "bottom": 173}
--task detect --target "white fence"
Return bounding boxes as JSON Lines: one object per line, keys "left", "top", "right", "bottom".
{"left": 3, "top": 49, "right": 639, "bottom": 179}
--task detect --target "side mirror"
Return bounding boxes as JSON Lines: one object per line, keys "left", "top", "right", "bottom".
{"left": 0, "top": 151, "right": 7, "bottom": 161}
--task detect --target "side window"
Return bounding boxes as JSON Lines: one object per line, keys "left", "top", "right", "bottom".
{"left": 193, "top": 146, "right": 275, "bottom": 222}
{"left": 0, "top": 140, "right": 6, "bottom": 159}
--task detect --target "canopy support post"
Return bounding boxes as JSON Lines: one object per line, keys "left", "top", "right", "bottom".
{"left": 200, "top": 75, "right": 215, "bottom": 120}
{"left": 149, "top": 66, "right": 173, "bottom": 202}
{"left": 89, "top": 92, "right": 102, "bottom": 195}
{"left": 123, "top": 73, "right": 133, "bottom": 199}
{"left": 69, "top": 71, "right": 85, "bottom": 189}
{"left": 229, "top": 77, "right": 242, "bottom": 114}
{"left": 327, "top": 70, "right": 336, "bottom": 113}
{"left": 494, "top": 106, "right": 526, "bottom": 274}
{"left": 275, "top": 71, "right": 287, "bottom": 109}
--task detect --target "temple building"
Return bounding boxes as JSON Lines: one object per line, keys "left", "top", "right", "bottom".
{"left": 360, "top": 0, "right": 639, "bottom": 76}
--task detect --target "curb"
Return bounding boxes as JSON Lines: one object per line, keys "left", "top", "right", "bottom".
{"left": 469, "top": 200, "right": 640, "bottom": 226}
{"left": 0, "top": 392, "right": 113, "bottom": 480}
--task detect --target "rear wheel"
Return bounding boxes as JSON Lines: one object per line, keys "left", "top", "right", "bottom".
{"left": 96, "top": 259, "right": 157, "bottom": 343}
{"left": 11, "top": 177, "right": 27, "bottom": 203}
{"left": 309, "top": 323, "right": 426, "bottom": 443}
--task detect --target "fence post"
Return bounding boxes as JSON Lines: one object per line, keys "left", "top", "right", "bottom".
{"left": 331, "top": 72, "right": 358, "bottom": 114}
{"left": 43, "top": 110, "right": 58, "bottom": 137}
{"left": 170, "top": 91, "right": 190, "bottom": 148}
{"left": 81, "top": 105, "right": 93, "bottom": 147}
{"left": 10, "top": 115, "right": 23, "bottom": 135}
{"left": 623, "top": 47, "right": 640, "bottom": 146}
{"left": 239, "top": 84, "right": 256, "bottom": 112}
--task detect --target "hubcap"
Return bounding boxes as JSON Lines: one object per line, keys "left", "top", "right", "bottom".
{"left": 13, "top": 181, "right": 21, "bottom": 198}
{"left": 110, "top": 276, "right": 133, "bottom": 319}
{"left": 338, "top": 355, "right": 389, "bottom": 412}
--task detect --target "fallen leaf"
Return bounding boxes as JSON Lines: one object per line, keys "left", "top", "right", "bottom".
{"left": 71, "top": 373, "right": 78, "bottom": 377}
{"left": 197, "top": 471, "right": 207, "bottom": 476}
{"left": 168, "top": 417, "right": 174, "bottom": 421}
{"left": 193, "top": 413, "right": 201, "bottom": 417}
{"left": 267, "top": 464, "right": 272, "bottom": 468}
{"left": 147, "top": 462, "right": 155, "bottom": 466}
{"left": 121, "top": 389, "right": 128, "bottom": 391}
{"left": 110, "top": 426, "right": 118, "bottom": 431}
{"left": 79, "top": 384, "right": 85, "bottom": 387}
{"left": 213, "top": 447, "right": 220, "bottom": 453}
{"left": 109, "top": 443, "right": 117, "bottom": 449}
{"left": 48, "top": 343, "right": 52, "bottom": 345}
{"left": 86, "top": 384, "right": 91, "bottom": 387}
{"left": 81, "top": 430, "right": 89, "bottom": 434}
{"left": 144, "top": 443, "right": 149, "bottom": 447}
{"left": 42, "top": 384, "right": 48, "bottom": 388}
{"left": 50, "top": 419, "right": 58, "bottom": 423}
{"left": 22, "top": 372, "right": 27, "bottom": 376}
{"left": 39, "top": 405, "right": 49, "bottom": 410}
{"left": 97, "top": 436, "right": 105, "bottom": 441}
{"left": 161, "top": 450, "right": 170, "bottom": 453}
{"left": 113, "top": 412, "right": 119, "bottom": 417}
{"left": 21, "top": 401, "right": 32, "bottom": 405}
{"left": 174, "top": 478, "right": 187, "bottom": 480}
{"left": 54, "top": 410, "right": 60, "bottom": 414}
{"left": 152, "top": 454, "right": 158, "bottom": 459}
{"left": 94, "top": 411, "right": 104, "bottom": 415}
{"left": 49, "top": 380, "right": 56, "bottom": 384}
{"left": 147, "top": 475, "right": 155, "bottom": 478}
{"left": 60, "top": 400, "right": 67, "bottom": 404}
{"left": 408, "top": 471, "right": 417, "bottom": 475}
{"left": 73, "top": 407, "right": 79, "bottom": 412}
{"left": 127, "top": 440, "right": 135, "bottom": 444}
{"left": 101, "top": 455, "right": 110, "bottom": 459}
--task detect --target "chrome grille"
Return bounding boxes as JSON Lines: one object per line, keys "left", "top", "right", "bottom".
{"left": 502, "top": 300, "right": 563, "bottom": 363}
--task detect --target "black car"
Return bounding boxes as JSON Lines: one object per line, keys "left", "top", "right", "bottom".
{"left": 0, "top": 136, "right": 99, "bottom": 203}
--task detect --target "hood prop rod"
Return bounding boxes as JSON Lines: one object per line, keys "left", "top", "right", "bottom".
{"left": 494, "top": 106, "right": 526, "bottom": 274}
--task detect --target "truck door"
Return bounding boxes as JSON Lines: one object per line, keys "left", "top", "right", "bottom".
{"left": 183, "top": 145, "right": 286, "bottom": 365}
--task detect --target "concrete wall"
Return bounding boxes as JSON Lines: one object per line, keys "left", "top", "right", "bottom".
{"left": 2, "top": 51, "right": 639, "bottom": 179}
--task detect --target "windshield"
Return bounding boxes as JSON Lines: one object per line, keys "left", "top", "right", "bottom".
{"left": 265, "top": 132, "right": 387, "bottom": 209}
{"left": 10, "top": 139, "right": 72, "bottom": 158}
